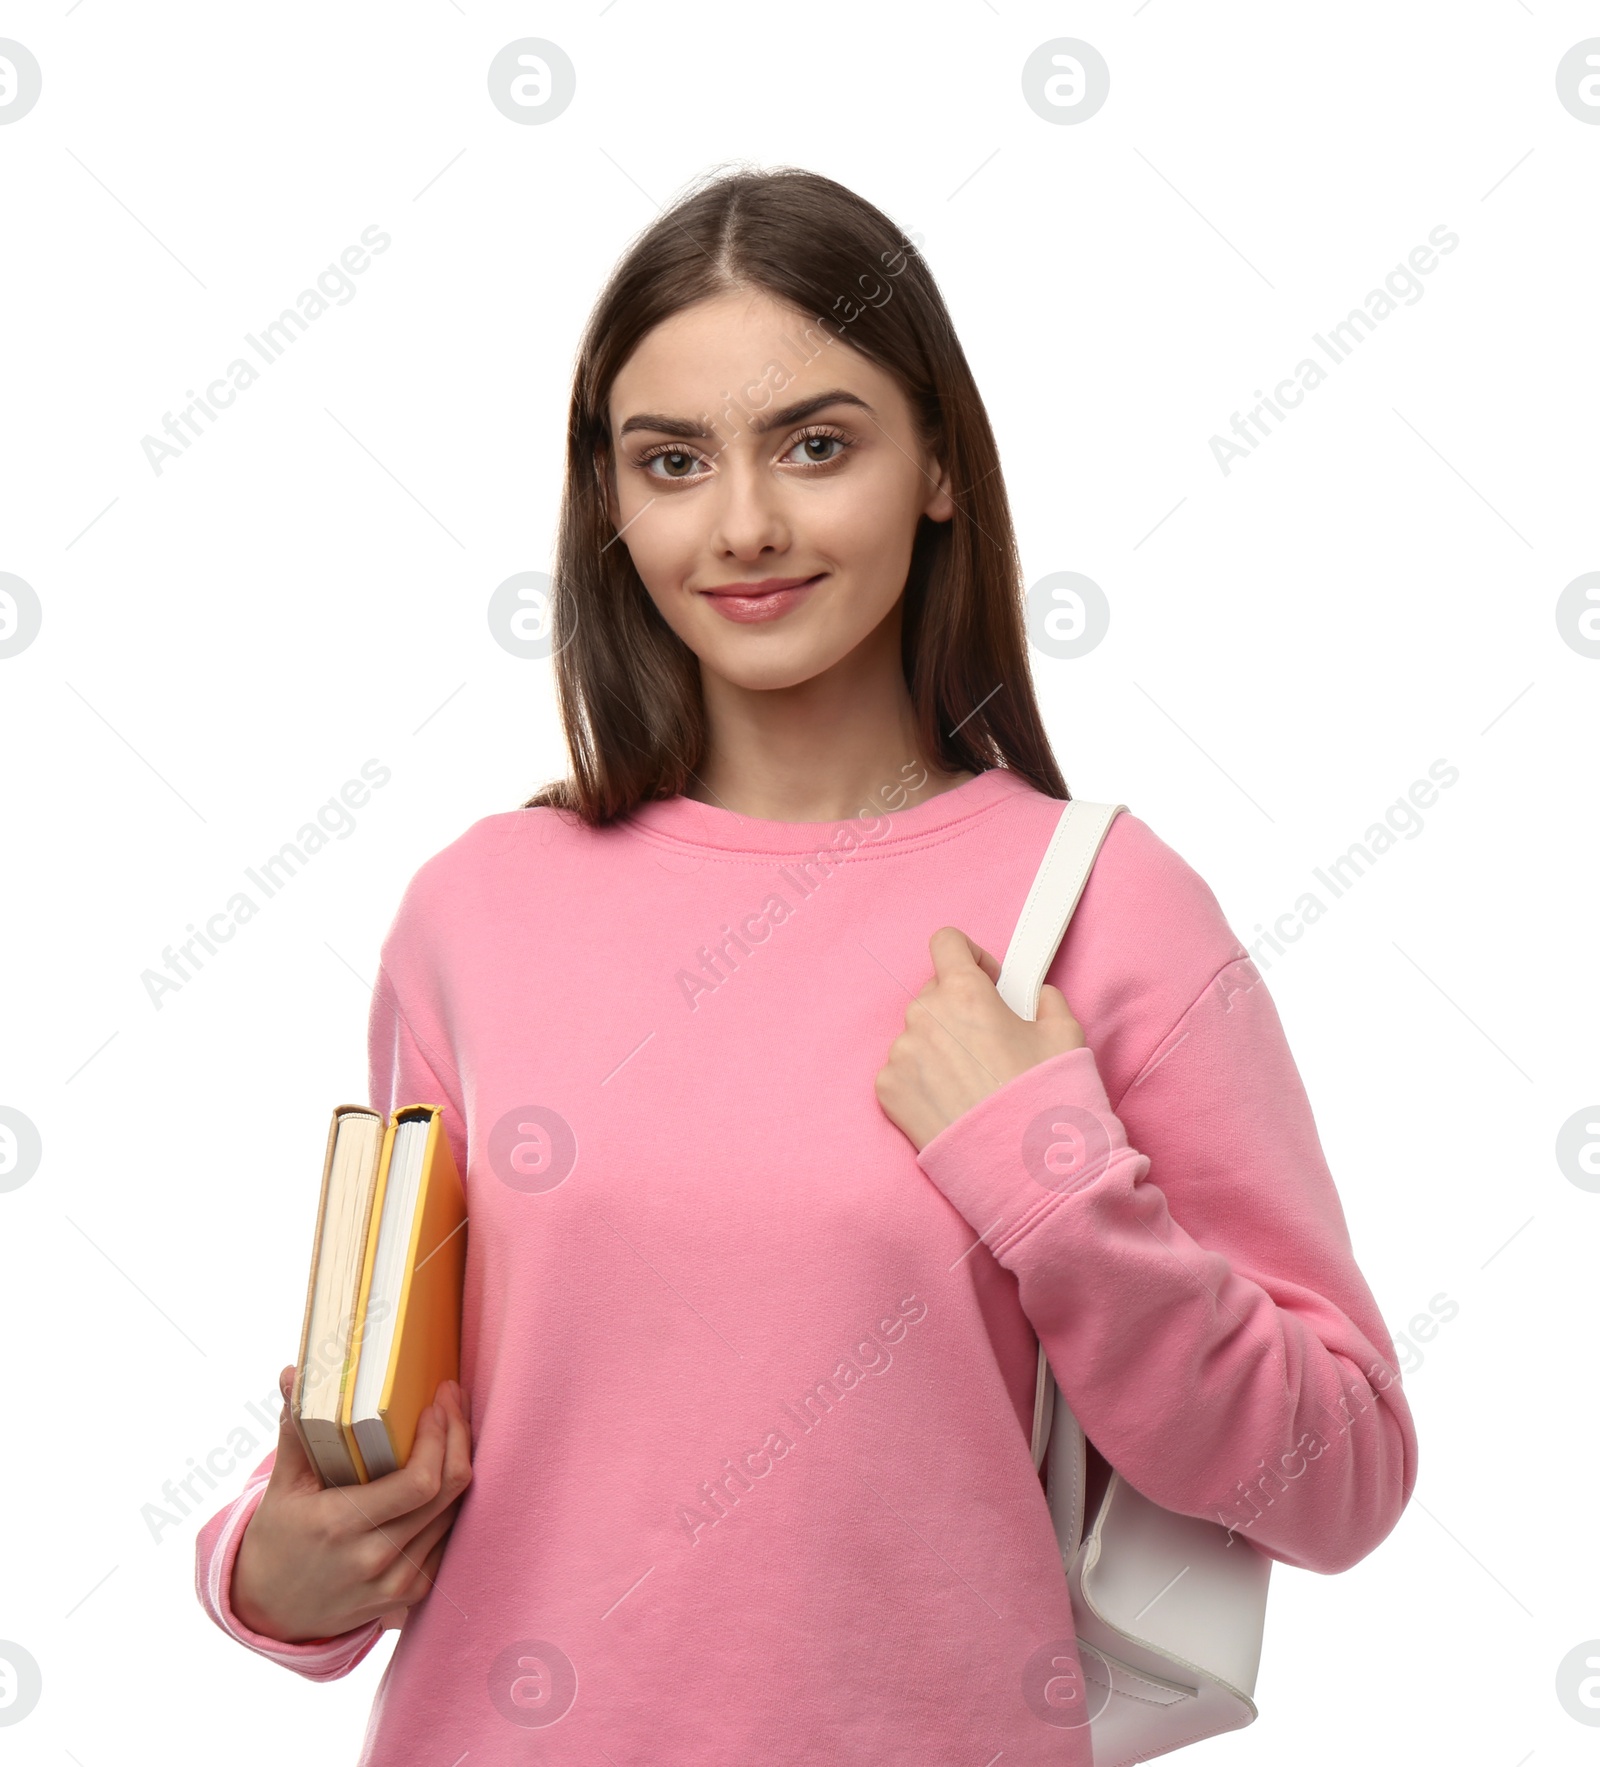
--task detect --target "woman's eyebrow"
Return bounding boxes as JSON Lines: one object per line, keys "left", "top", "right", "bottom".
{"left": 617, "top": 390, "right": 878, "bottom": 442}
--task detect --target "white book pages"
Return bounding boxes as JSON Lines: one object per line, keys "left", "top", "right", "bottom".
{"left": 350, "top": 1117, "right": 429, "bottom": 1475}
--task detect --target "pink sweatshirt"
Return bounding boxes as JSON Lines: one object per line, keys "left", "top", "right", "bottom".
{"left": 194, "top": 766, "right": 1417, "bottom": 1764}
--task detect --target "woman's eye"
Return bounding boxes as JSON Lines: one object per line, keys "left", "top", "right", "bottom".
{"left": 644, "top": 449, "right": 703, "bottom": 481}
{"left": 787, "top": 433, "right": 846, "bottom": 466}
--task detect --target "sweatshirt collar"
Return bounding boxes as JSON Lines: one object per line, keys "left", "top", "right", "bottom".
{"left": 618, "top": 767, "right": 1027, "bottom": 857}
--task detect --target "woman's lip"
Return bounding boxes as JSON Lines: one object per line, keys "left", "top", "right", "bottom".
{"left": 699, "top": 575, "right": 821, "bottom": 596}
{"left": 699, "top": 574, "right": 824, "bottom": 624}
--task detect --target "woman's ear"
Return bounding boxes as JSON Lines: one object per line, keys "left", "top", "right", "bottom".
{"left": 922, "top": 451, "right": 956, "bottom": 524}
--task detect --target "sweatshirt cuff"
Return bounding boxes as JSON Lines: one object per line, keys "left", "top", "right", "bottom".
{"left": 914, "top": 1044, "right": 1134, "bottom": 1257}
{"left": 202, "top": 1479, "right": 385, "bottom": 1677}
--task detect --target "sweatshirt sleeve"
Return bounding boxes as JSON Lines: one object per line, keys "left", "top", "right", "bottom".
{"left": 366, "top": 949, "right": 469, "bottom": 1180}
{"left": 913, "top": 952, "right": 1419, "bottom": 1576}
{"left": 191, "top": 908, "right": 466, "bottom": 1674}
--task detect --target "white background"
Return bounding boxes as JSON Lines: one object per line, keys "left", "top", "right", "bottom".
{"left": 2, "top": 3, "right": 1597, "bottom": 1762}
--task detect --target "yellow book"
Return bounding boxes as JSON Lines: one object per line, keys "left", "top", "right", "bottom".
{"left": 291, "top": 1103, "right": 467, "bottom": 1487}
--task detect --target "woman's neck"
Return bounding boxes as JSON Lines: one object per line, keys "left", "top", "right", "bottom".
{"left": 681, "top": 760, "right": 977, "bottom": 823}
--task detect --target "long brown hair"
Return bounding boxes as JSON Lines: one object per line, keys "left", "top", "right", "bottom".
{"left": 522, "top": 161, "right": 1069, "bottom": 824}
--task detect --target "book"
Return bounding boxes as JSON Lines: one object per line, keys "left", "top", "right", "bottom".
{"left": 290, "top": 1102, "right": 468, "bottom": 1487}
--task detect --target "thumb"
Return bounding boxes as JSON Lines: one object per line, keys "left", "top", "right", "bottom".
{"left": 269, "top": 1363, "right": 325, "bottom": 1492}
{"left": 1036, "top": 983, "right": 1085, "bottom": 1043}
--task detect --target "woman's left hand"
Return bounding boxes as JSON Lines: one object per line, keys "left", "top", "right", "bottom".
{"left": 875, "top": 926, "right": 1087, "bottom": 1154}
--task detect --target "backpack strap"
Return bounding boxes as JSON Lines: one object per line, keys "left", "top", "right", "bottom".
{"left": 996, "top": 800, "right": 1127, "bottom": 1023}
{"left": 994, "top": 799, "right": 1127, "bottom": 1468}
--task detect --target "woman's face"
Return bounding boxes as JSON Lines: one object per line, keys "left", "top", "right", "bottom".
{"left": 602, "top": 287, "right": 953, "bottom": 693}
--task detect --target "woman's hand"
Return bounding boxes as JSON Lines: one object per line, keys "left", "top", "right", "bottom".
{"left": 875, "top": 926, "right": 1086, "bottom": 1154}
{"left": 230, "top": 1363, "right": 474, "bottom": 1644}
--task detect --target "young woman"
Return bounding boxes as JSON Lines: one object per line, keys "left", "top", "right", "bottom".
{"left": 197, "top": 165, "right": 1418, "bottom": 1764}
